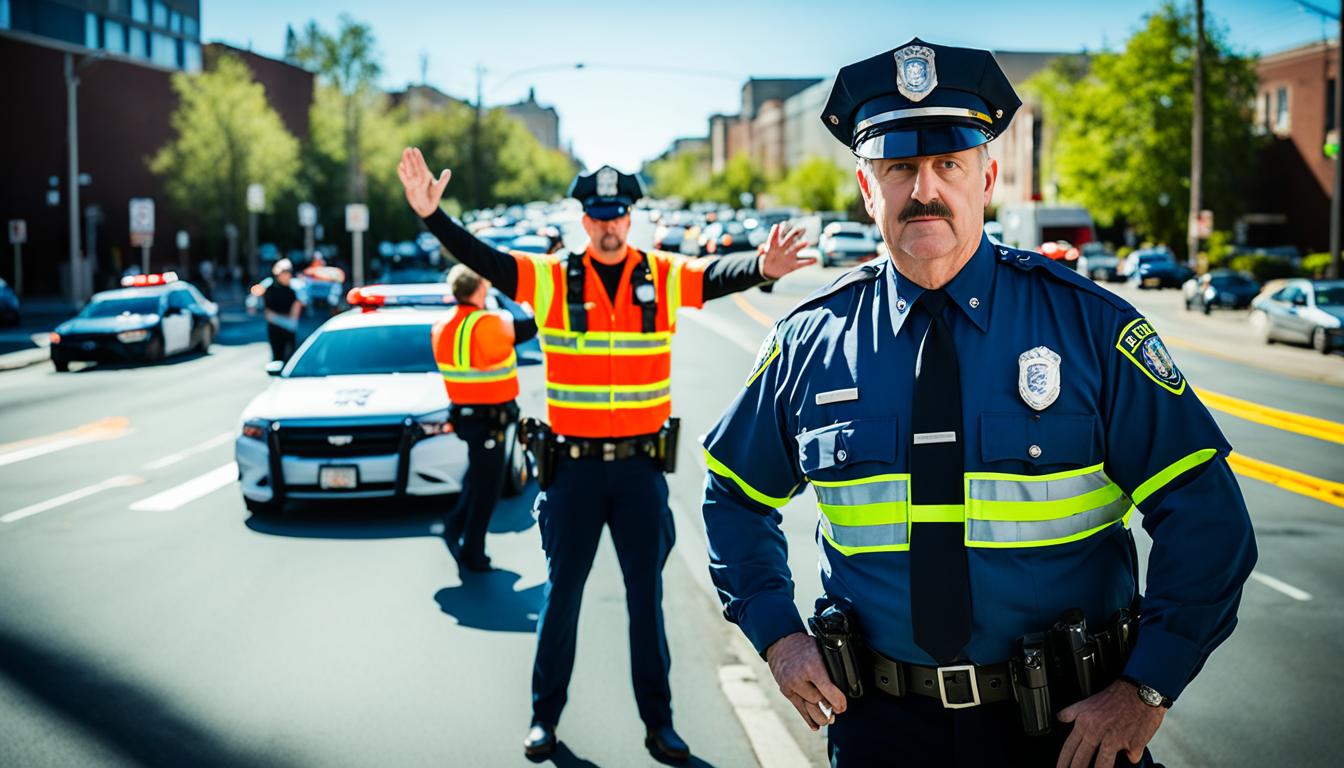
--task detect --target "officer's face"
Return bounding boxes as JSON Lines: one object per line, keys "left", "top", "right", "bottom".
{"left": 582, "top": 214, "right": 631, "bottom": 258}
{"left": 858, "top": 146, "right": 996, "bottom": 267}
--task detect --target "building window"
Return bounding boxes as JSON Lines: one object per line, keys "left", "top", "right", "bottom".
{"left": 183, "top": 40, "right": 201, "bottom": 72}
{"left": 131, "top": 0, "right": 148, "bottom": 23}
{"left": 104, "top": 18, "right": 126, "bottom": 52}
{"left": 0, "top": 0, "right": 9, "bottom": 30}
{"left": 85, "top": 12, "right": 99, "bottom": 48}
{"left": 129, "top": 26, "right": 147, "bottom": 58}
{"left": 151, "top": 31, "right": 176, "bottom": 67}
{"left": 169, "top": 9, "right": 180, "bottom": 33}
{"left": 1260, "top": 92, "right": 1271, "bottom": 131}
{"left": 151, "top": 1, "right": 166, "bottom": 28}
{"left": 1275, "top": 86, "right": 1290, "bottom": 133}
{"left": 183, "top": 15, "right": 197, "bottom": 37}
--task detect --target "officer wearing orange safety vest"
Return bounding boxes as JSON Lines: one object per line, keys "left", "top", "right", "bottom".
{"left": 398, "top": 148, "right": 814, "bottom": 762}
{"left": 430, "top": 264, "right": 536, "bottom": 572}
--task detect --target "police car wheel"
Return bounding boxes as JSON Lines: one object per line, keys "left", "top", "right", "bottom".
{"left": 146, "top": 335, "right": 166, "bottom": 363}
{"left": 1313, "top": 327, "right": 1331, "bottom": 354}
{"left": 1252, "top": 311, "right": 1274, "bottom": 345}
{"left": 52, "top": 356, "right": 69, "bottom": 373}
{"left": 197, "top": 324, "right": 214, "bottom": 352}
{"left": 244, "top": 497, "right": 283, "bottom": 518}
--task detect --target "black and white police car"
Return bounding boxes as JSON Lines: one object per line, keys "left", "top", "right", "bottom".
{"left": 235, "top": 283, "right": 535, "bottom": 517}
{"left": 49, "top": 273, "right": 219, "bottom": 372}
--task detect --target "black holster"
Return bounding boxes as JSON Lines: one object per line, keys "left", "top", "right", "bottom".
{"left": 658, "top": 417, "right": 680, "bottom": 474}
{"left": 518, "top": 417, "right": 556, "bottom": 490}
{"left": 808, "top": 602, "right": 865, "bottom": 700}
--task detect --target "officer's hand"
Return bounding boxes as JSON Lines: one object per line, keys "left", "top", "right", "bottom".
{"left": 758, "top": 223, "right": 817, "bottom": 280}
{"left": 765, "top": 632, "right": 847, "bottom": 731}
{"left": 398, "top": 147, "right": 451, "bottom": 218}
{"left": 1055, "top": 680, "right": 1165, "bottom": 768}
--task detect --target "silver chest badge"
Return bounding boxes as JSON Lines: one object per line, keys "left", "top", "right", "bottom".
{"left": 1017, "top": 346, "right": 1061, "bottom": 411}
{"left": 894, "top": 45, "right": 938, "bottom": 103}
{"left": 596, "top": 166, "right": 619, "bottom": 197}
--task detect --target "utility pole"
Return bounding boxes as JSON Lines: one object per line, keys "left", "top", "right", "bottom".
{"left": 65, "top": 52, "right": 82, "bottom": 305}
{"left": 473, "top": 62, "right": 484, "bottom": 210}
{"left": 1186, "top": 0, "right": 1205, "bottom": 270}
{"left": 1333, "top": 2, "right": 1343, "bottom": 278}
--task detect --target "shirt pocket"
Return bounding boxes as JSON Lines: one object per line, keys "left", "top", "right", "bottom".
{"left": 796, "top": 417, "right": 900, "bottom": 480}
{"left": 980, "top": 412, "right": 1102, "bottom": 472}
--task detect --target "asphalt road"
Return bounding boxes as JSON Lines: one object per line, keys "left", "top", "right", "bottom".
{"left": 1, "top": 219, "right": 1340, "bottom": 767}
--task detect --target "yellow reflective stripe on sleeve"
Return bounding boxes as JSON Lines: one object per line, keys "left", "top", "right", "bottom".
{"left": 668, "top": 256, "right": 686, "bottom": 318}
{"left": 745, "top": 343, "right": 779, "bottom": 388}
{"left": 704, "top": 448, "right": 796, "bottom": 508}
{"left": 532, "top": 258, "right": 556, "bottom": 324}
{"left": 910, "top": 504, "right": 965, "bottom": 523}
{"left": 1129, "top": 448, "right": 1218, "bottom": 506}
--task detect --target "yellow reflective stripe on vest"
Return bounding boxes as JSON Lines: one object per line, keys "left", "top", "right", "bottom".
{"left": 964, "top": 463, "right": 1131, "bottom": 548}
{"left": 454, "top": 313, "right": 480, "bottom": 367}
{"left": 439, "top": 351, "right": 517, "bottom": 382}
{"left": 539, "top": 329, "right": 671, "bottom": 355}
{"left": 545, "top": 379, "right": 672, "bottom": 409}
{"left": 813, "top": 474, "right": 910, "bottom": 553}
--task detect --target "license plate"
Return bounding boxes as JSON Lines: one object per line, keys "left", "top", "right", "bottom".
{"left": 319, "top": 465, "right": 358, "bottom": 490}
{"left": 1142, "top": 277, "right": 1160, "bottom": 287}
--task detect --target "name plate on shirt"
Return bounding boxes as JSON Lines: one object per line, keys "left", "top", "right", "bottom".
{"left": 913, "top": 431, "right": 957, "bottom": 445}
{"left": 815, "top": 388, "right": 859, "bottom": 406}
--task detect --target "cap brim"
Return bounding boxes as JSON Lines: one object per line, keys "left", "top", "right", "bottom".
{"left": 585, "top": 203, "right": 629, "bottom": 221}
{"left": 854, "top": 125, "right": 991, "bottom": 160}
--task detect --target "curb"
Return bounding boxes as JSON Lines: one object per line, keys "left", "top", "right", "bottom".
{"left": 0, "top": 347, "right": 51, "bottom": 372}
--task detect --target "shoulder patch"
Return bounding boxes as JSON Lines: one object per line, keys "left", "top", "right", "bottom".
{"left": 995, "top": 246, "right": 1133, "bottom": 313}
{"left": 1115, "top": 317, "right": 1186, "bottom": 395}
{"left": 745, "top": 325, "right": 780, "bottom": 387}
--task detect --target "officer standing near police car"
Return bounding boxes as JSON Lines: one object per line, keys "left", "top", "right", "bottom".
{"left": 398, "top": 149, "right": 814, "bottom": 761}
{"left": 700, "top": 40, "right": 1257, "bottom": 767}
{"left": 431, "top": 264, "right": 537, "bottom": 572}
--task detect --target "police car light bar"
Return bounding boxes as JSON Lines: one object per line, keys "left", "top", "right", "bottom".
{"left": 346, "top": 285, "right": 455, "bottom": 311}
{"left": 121, "top": 272, "right": 178, "bottom": 287}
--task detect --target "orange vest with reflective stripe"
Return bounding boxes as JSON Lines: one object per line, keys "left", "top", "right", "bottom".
{"left": 430, "top": 306, "right": 519, "bottom": 405}
{"left": 512, "top": 245, "right": 708, "bottom": 438}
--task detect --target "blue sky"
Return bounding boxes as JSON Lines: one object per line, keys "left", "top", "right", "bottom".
{"left": 204, "top": 0, "right": 1334, "bottom": 170}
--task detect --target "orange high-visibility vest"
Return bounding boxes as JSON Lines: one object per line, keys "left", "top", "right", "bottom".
{"left": 430, "top": 305, "right": 519, "bottom": 405}
{"left": 511, "top": 245, "right": 709, "bottom": 438}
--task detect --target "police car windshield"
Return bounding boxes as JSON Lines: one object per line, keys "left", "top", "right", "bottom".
{"left": 79, "top": 296, "right": 160, "bottom": 318}
{"left": 287, "top": 325, "right": 438, "bottom": 377}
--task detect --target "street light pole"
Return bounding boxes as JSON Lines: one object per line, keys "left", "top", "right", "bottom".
{"left": 1333, "top": 2, "right": 1343, "bottom": 278}
{"left": 1186, "top": 0, "right": 1204, "bottom": 269}
{"left": 65, "top": 52, "right": 82, "bottom": 305}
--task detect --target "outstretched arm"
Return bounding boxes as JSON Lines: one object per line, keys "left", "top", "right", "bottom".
{"left": 701, "top": 222, "right": 815, "bottom": 301}
{"left": 398, "top": 147, "right": 520, "bottom": 295}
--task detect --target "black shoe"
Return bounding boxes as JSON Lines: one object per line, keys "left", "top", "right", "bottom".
{"left": 459, "top": 552, "right": 492, "bottom": 573}
{"left": 524, "top": 722, "right": 557, "bottom": 760}
{"left": 645, "top": 725, "right": 690, "bottom": 763}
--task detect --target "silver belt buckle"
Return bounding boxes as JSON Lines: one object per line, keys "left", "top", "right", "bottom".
{"left": 936, "top": 664, "right": 980, "bottom": 709}
{"left": 602, "top": 442, "right": 616, "bottom": 461}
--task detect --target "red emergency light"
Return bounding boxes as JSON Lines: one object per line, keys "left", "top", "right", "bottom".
{"left": 121, "top": 271, "right": 179, "bottom": 287}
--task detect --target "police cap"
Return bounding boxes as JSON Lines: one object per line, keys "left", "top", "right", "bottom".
{"left": 821, "top": 38, "right": 1021, "bottom": 160}
{"left": 568, "top": 165, "right": 645, "bottom": 220}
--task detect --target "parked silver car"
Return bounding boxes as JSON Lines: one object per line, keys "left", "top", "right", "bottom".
{"left": 1249, "top": 279, "right": 1344, "bottom": 354}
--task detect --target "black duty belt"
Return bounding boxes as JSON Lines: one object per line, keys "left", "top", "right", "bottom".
{"left": 555, "top": 434, "right": 659, "bottom": 462}
{"left": 866, "top": 649, "right": 1013, "bottom": 709}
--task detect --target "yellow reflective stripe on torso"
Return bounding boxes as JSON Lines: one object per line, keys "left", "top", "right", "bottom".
{"left": 963, "top": 463, "right": 1131, "bottom": 548}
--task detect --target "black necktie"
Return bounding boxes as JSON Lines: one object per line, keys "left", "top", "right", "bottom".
{"left": 908, "top": 289, "right": 972, "bottom": 664}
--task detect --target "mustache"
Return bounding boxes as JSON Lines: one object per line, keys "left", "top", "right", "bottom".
{"left": 898, "top": 199, "right": 953, "bottom": 222}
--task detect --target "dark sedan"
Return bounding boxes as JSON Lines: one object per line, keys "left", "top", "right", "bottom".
{"left": 1124, "top": 248, "right": 1193, "bottom": 289}
{"left": 50, "top": 274, "right": 219, "bottom": 371}
{"left": 698, "top": 221, "right": 756, "bottom": 256}
{"left": 0, "top": 277, "right": 18, "bottom": 326}
{"left": 1183, "top": 270, "right": 1260, "bottom": 314}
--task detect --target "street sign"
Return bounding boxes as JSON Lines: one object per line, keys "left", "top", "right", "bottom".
{"left": 247, "top": 183, "right": 265, "bottom": 213}
{"left": 8, "top": 220, "right": 26, "bottom": 245}
{"left": 1189, "top": 209, "right": 1214, "bottom": 240}
{"left": 298, "top": 202, "right": 317, "bottom": 227}
{"left": 176, "top": 230, "right": 190, "bottom": 250}
{"left": 345, "top": 204, "right": 369, "bottom": 233}
{"left": 129, "top": 198, "right": 155, "bottom": 248}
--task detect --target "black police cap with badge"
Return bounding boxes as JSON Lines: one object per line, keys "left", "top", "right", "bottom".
{"left": 568, "top": 165, "right": 645, "bottom": 221}
{"left": 822, "top": 38, "right": 1022, "bottom": 159}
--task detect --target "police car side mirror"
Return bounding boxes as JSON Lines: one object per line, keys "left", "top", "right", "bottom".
{"left": 1292, "top": 295, "right": 1308, "bottom": 307}
{"left": 266, "top": 360, "right": 285, "bottom": 376}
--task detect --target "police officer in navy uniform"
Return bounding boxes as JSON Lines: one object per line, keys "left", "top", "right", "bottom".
{"left": 700, "top": 40, "right": 1257, "bottom": 767}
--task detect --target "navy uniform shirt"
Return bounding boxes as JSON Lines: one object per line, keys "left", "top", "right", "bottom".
{"left": 701, "top": 235, "right": 1257, "bottom": 701}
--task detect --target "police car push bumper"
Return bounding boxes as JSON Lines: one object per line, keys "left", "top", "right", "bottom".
{"left": 237, "top": 416, "right": 467, "bottom": 503}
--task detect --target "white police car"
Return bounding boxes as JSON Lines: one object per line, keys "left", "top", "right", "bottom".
{"left": 235, "top": 284, "right": 533, "bottom": 517}
{"left": 49, "top": 273, "right": 219, "bottom": 371}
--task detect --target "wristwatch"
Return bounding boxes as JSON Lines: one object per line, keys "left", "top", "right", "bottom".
{"left": 1124, "top": 677, "right": 1172, "bottom": 709}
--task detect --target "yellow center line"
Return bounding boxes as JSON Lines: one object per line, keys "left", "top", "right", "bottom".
{"left": 1226, "top": 452, "right": 1344, "bottom": 509}
{"left": 731, "top": 293, "right": 775, "bottom": 328}
{"left": 1195, "top": 388, "right": 1344, "bottom": 445}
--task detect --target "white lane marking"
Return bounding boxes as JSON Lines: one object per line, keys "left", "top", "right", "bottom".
{"left": 1250, "top": 571, "right": 1313, "bottom": 602}
{"left": 719, "top": 664, "right": 813, "bottom": 768}
{"left": 2, "top": 475, "right": 143, "bottom": 524}
{"left": 0, "top": 417, "right": 130, "bottom": 467}
{"left": 142, "top": 432, "right": 234, "bottom": 470}
{"left": 129, "top": 463, "right": 238, "bottom": 512}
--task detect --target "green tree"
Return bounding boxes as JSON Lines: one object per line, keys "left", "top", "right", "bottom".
{"left": 150, "top": 54, "right": 300, "bottom": 266}
{"left": 716, "top": 153, "right": 768, "bottom": 207}
{"left": 1026, "top": 2, "right": 1259, "bottom": 258}
{"left": 646, "top": 145, "right": 712, "bottom": 202}
{"left": 768, "top": 156, "right": 857, "bottom": 212}
{"left": 291, "top": 15, "right": 382, "bottom": 204}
